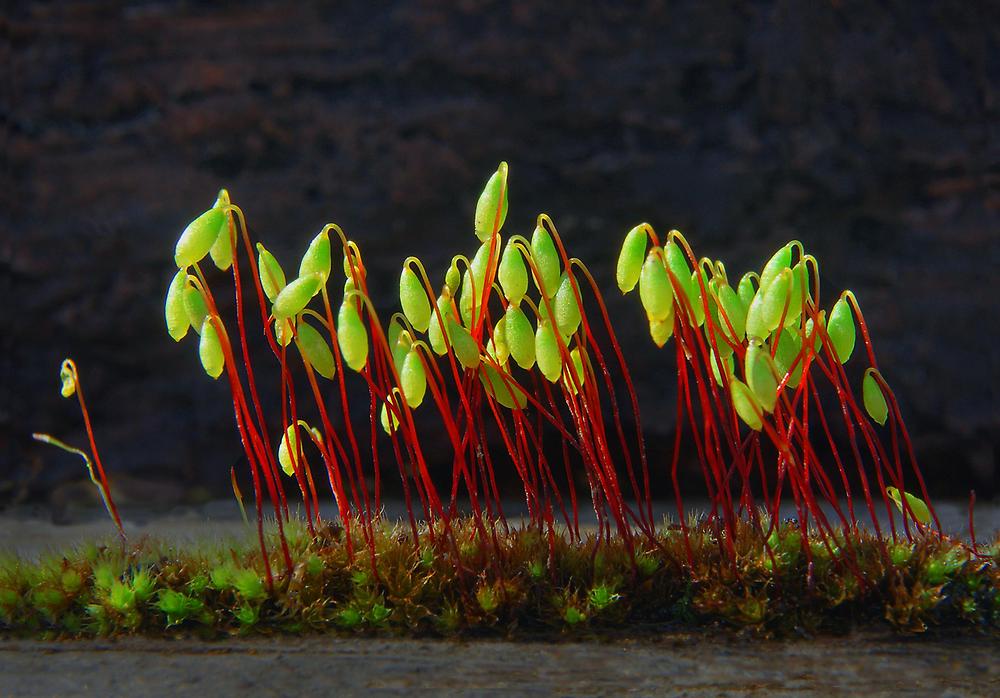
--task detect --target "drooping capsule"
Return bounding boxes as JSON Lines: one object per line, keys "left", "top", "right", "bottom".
{"left": 616, "top": 224, "right": 647, "bottom": 294}
{"left": 737, "top": 273, "right": 757, "bottom": 311}
{"left": 399, "top": 265, "right": 432, "bottom": 333}
{"left": 273, "top": 273, "right": 324, "bottom": 321}
{"left": 278, "top": 422, "right": 312, "bottom": 476}
{"left": 199, "top": 317, "right": 225, "bottom": 379}
{"left": 664, "top": 241, "right": 697, "bottom": 320}
{"left": 183, "top": 284, "right": 208, "bottom": 333}
{"left": 827, "top": 297, "right": 856, "bottom": 364}
{"left": 862, "top": 369, "right": 888, "bottom": 426}
{"left": 165, "top": 270, "right": 190, "bottom": 342}
{"left": 885, "top": 487, "right": 931, "bottom": 526}
{"left": 428, "top": 291, "right": 454, "bottom": 356}
{"left": 59, "top": 360, "right": 77, "bottom": 398}
{"left": 745, "top": 267, "right": 792, "bottom": 340}
{"left": 490, "top": 316, "right": 510, "bottom": 364}
{"left": 380, "top": 399, "right": 401, "bottom": 435}
{"left": 758, "top": 242, "right": 792, "bottom": 293}
{"left": 459, "top": 268, "right": 475, "bottom": 327}
{"left": 535, "top": 321, "right": 562, "bottom": 383}
{"left": 744, "top": 340, "right": 778, "bottom": 413}
{"left": 530, "top": 224, "right": 561, "bottom": 297}
{"left": 563, "top": 347, "right": 587, "bottom": 395}
{"left": 208, "top": 190, "right": 234, "bottom": 271}
{"left": 714, "top": 281, "right": 746, "bottom": 346}
{"left": 504, "top": 304, "right": 535, "bottom": 370}
{"left": 445, "top": 261, "right": 461, "bottom": 295}
{"left": 175, "top": 207, "right": 225, "bottom": 268}
{"left": 299, "top": 230, "right": 332, "bottom": 283}
{"left": 639, "top": 248, "right": 673, "bottom": 322}
{"left": 553, "top": 272, "right": 582, "bottom": 337}
{"left": 730, "top": 378, "right": 763, "bottom": 431}
{"left": 337, "top": 299, "right": 369, "bottom": 372}
{"left": 296, "top": 319, "right": 336, "bottom": 380}
{"left": 257, "top": 243, "right": 286, "bottom": 303}
{"left": 480, "top": 362, "right": 525, "bottom": 409}
{"left": 649, "top": 316, "right": 673, "bottom": 348}
{"left": 709, "top": 349, "right": 734, "bottom": 387}
{"left": 449, "top": 319, "right": 480, "bottom": 369}
{"left": 783, "top": 260, "right": 808, "bottom": 327}
{"left": 274, "top": 318, "right": 294, "bottom": 347}
{"left": 400, "top": 348, "right": 427, "bottom": 408}
{"left": 474, "top": 162, "right": 509, "bottom": 242}
{"left": 498, "top": 241, "right": 528, "bottom": 305}
{"left": 773, "top": 329, "right": 804, "bottom": 388}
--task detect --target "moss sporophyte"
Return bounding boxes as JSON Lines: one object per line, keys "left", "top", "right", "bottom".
{"left": 21, "top": 163, "right": 998, "bottom": 639}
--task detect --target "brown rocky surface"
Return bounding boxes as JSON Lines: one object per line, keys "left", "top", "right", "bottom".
{"left": 4, "top": 2, "right": 998, "bottom": 505}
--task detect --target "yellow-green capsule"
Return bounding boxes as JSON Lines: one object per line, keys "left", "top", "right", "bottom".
{"left": 429, "top": 292, "right": 454, "bottom": 356}
{"left": 504, "top": 304, "right": 535, "bottom": 370}
{"left": 480, "top": 362, "right": 525, "bottom": 410}
{"left": 445, "top": 261, "right": 461, "bottom": 295}
{"left": 273, "top": 273, "right": 324, "bottom": 321}
{"left": 380, "top": 401, "right": 401, "bottom": 435}
{"left": 564, "top": 347, "right": 587, "bottom": 395}
{"left": 773, "top": 330, "right": 804, "bottom": 388}
{"left": 449, "top": 319, "right": 480, "bottom": 369}
{"left": 199, "top": 317, "right": 225, "bottom": 379}
{"left": 535, "top": 322, "right": 562, "bottom": 383}
{"left": 863, "top": 369, "right": 888, "bottom": 426}
{"left": 783, "top": 261, "right": 808, "bottom": 327}
{"left": 175, "top": 207, "right": 225, "bottom": 268}
{"left": 649, "top": 316, "right": 673, "bottom": 348}
{"left": 165, "top": 270, "right": 190, "bottom": 342}
{"left": 296, "top": 319, "right": 335, "bottom": 380}
{"left": 59, "top": 360, "right": 77, "bottom": 398}
{"left": 804, "top": 312, "right": 825, "bottom": 354}
{"left": 278, "top": 422, "right": 313, "bottom": 476}
{"left": 639, "top": 248, "right": 673, "bottom": 322}
{"left": 687, "top": 267, "right": 708, "bottom": 327}
{"left": 730, "top": 378, "right": 763, "bottom": 431}
{"left": 710, "top": 349, "right": 734, "bottom": 387}
{"left": 616, "top": 224, "right": 647, "bottom": 293}
{"left": 400, "top": 348, "right": 427, "bottom": 408}
{"left": 737, "top": 273, "right": 757, "bottom": 311}
{"left": 183, "top": 284, "right": 208, "bottom": 334}
{"left": 744, "top": 340, "right": 778, "bottom": 413}
{"left": 490, "top": 316, "right": 510, "bottom": 364}
{"left": 759, "top": 242, "right": 792, "bottom": 294}
{"left": 714, "top": 281, "right": 746, "bottom": 345}
{"left": 530, "top": 224, "right": 561, "bottom": 297}
{"left": 208, "top": 193, "right": 234, "bottom": 271}
{"left": 388, "top": 319, "right": 409, "bottom": 369}
{"left": 827, "top": 297, "right": 855, "bottom": 364}
{"left": 498, "top": 241, "right": 528, "bottom": 304}
{"left": 299, "top": 230, "right": 332, "bottom": 283}
{"left": 746, "top": 266, "right": 792, "bottom": 340}
{"left": 274, "top": 318, "right": 294, "bottom": 347}
{"left": 459, "top": 268, "right": 475, "bottom": 327}
{"left": 256, "top": 243, "right": 286, "bottom": 303}
{"left": 399, "top": 265, "right": 432, "bottom": 333}
{"left": 337, "top": 300, "right": 369, "bottom": 372}
{"left": 664, "top": 242, "right": 697, "bottom": 321}
{"left": 885, "top": 487, "right": 931, "bottom": 526}
{"left": 553, "top": 272, "right": 583, "bottom": 338}
{"left": 474, "top": 162, "right": 509, "bottom": 242}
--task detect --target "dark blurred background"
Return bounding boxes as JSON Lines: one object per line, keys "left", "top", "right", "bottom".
{"left": 4, "top": 1, "right": 998, "bottom": 515}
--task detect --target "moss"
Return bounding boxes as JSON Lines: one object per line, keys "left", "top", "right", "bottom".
{"left": 0, "top": 517, "right": 996, "bottom": 640}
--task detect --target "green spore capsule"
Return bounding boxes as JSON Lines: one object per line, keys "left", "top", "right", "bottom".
{"left": 664, "top": 242, "right": 698, "bottom": 322}
{"left": 399, "top": 265, "right": 432, "bottom": 333}
{"left": 535, "top": 322, "right": 562, "bottom": 383}
{"left": 639, "top": 248, "right": 673, "bottom": 322}
{"left": 827, "top": 297, "right": 856, "bottom": 364}
{"left": 773, "top": 330, "right": 804, "bottom": 388}
{"left": 59, "top": 360, "right": 77, "bottom": 398}
{"left": 256, "top": 244, "right": 287, "bottom": 303}
{"left": 783, "top": 261, "right": 808, "bottom": 327}
{"left": 730, "top": 378, "right": 763, "bottom": 431}
{"left": 491, "top": 316, "right": 510, "bottom": 364}
{"left": 498, "top": 241, "right": 528, "bottom": 304}
{"left": 474, "top": 162, "right": 509, "bottom": 242}
{"left": 274, "top": 318, "right": 294, "bottom": 348}
{"left": 744, "top": 340, "right": 778, "bottom": 413}
{"left": 445, "top": 262, "right": 461, "bottom": 294}
{"left": 459, "top": 268, "right": 475, "bottom": 327}
{"left": 429, "top": 292, "right": 454, "bottom": 356}
{"left": 758, "top": 242, "right": 792, "bottom": 294}
{"left": 737, "top": 273, "right": 757, "bottom": 311}
{"left": 530, "top": 224, "right": 561, "bottom": 297}
{"left": 208, "top": 191, "right": 234, "bottom": 271}
{"left": 388, "top": 320, "right": 409, "bottom": 369}
{"left": 504, "top": 304, "right": 535, "bottom": 370}
{"left": 273, "top": 273, "right": 324, "bottom": 321}
{"left": 183, "top": 284, "right": 208, "bottom": 334}
{"left": 199, "top": 317, "right": 225, "bottom": 379}
{"left": 804, "top": 313, "right": 825, "bottom": 354}
{"left": 863, "top": 369, "right": 889, "bottom": 426}
{"left": 553, "top": 272, "right": 583, "bottom": 337}
{"left": 714, "top": 281, "right": 746, "bottom": 346}
{"left": 687, "top": 267, "right": 707, "bottom": 327}
{"left": 296, "top": 319, "right": 335, "bottom": 380}
{"left": 400, "top": 348, "right": 427, "bottom": 408}
{"left": 746, "top": 266, "right": 792, "bottom": 340}
{"left": 649, "top": 316, "right": 673, "bottom": 348}
{"left": 337, "top": 299, "right": 369, "bottom": 372}
{"left": 480, "top": 362, "right": 525, "bottom": 410}
{"left": 175, "top": 207, "right": 225, "bottom": 268}
{"left": 299, "top": 230, "right": 332, "bottom": 283}
{"left": 885, "top": 487, "right": 931, "bottom": 526}
{"left": 449, "top": 319, "right": 480, "bottom": 369}
{"left": 564, "top": 347, "right": 587, "bottom": 395}
{"left": 710, "top": 349, "right": 734, "bottom": 387}
{"left": 278, "top": 422, "right": 312, "bottom": 477}
{"left": 165, "top": 270, "right": 190, "bottom": 342}
{"left": 380, "top": 401, "right": 401, "bottom": 435}
{"left": 616, "top": 224, "right": 647, "bottom": 293}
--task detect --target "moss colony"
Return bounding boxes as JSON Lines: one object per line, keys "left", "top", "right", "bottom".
{"left": 19, "top": 163, "right": 998, "bottom": 639}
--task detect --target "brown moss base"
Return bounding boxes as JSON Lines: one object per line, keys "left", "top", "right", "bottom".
{"left": 2, "top": 517, "right": 998, "bottom": 640}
